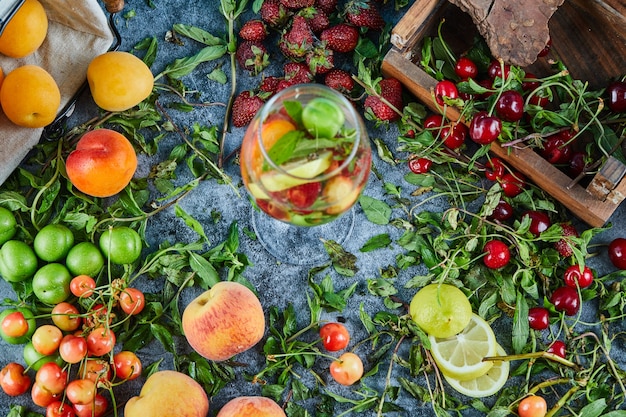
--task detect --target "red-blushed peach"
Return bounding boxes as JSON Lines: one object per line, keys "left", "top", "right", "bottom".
{"left": 124, "top": 370, "right": 208, "bottom": 417}
{"left": 182, "top": 281, "right": 265, "bottom": 362}
{"left": 65, "top": 129, "right": 137, "bottom": 198}
{"left": 216, "top": 396, "right": 286, "bottom": 417}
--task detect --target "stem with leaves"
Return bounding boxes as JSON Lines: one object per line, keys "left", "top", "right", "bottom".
{"left": 218, "top": 0, "right": 249, "bottom": 167}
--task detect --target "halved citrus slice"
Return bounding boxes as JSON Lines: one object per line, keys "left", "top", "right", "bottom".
{"left": 443, "top": 343, "right": 509, "bottom": 397}
{"left": 429, "top": 313, "right": 497, "bottom": 381}
{"left": 260, "top": 151, "right": 333, "bottom": 192}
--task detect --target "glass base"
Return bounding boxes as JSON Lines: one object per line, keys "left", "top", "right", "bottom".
{"left": 250, "top": 207, "right": 355, "bottom": 266}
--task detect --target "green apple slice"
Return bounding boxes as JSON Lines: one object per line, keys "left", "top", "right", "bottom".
{"left": 260, "top": 151, "right": 333, "bottom": 192}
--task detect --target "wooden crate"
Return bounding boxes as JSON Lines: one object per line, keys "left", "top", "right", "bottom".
{"left": 382, "top": 0, "right": 626, "bottom": 227}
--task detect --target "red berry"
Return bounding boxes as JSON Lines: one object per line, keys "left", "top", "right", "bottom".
{"left": 547, "top": 340, "right": 566, "bottom": 358}
{"left": 607, "top": 81, "right": 626, "bottom": 113}
{"left": 434, "top": 80, "right": 458, "bottom": 106}
{"left": 408, "top": 157, "right": 432, "bottom": 174}
{"left": 469, "top": 111, "right": 502, "bottom": 145}
{"left": 231, "top": 91, "right": 265, "bottom": 128}
{"left": 550, "top": 286, "right": 580, "bottom": 316}
{"left": 522, "top": 210, "right": 551, "bottom": 236}
{"left": 239, "top": 19, "right": 268, "bottom": 42}
{"left": 554, "top": 223, "right": 579, "bottom": 257}
{"left": 320, "top": 23, "right": 359, "bottom": 53}
{"left": 364, "top": 78, "right": 403, "bottom": 122}
{"left": 483, "top": 240, "right": 511, "bottom": 269}
{"left": 608, "top": 238, "right": 626, "bottom": 269}
{"left": 489, "top": 200, "right": 514, "bottom": 222}
{"left": 528, "top": 307, "right": 550, "bottom": 330}
{"left": 345, "top": 0, "right": 385, "bottom": 31}
{"left": 499, "top": 172, "right": 526, "bottom": 197}
{"left": 563, "top": 264, "right": 594, "bottom": 288}
{"left": 454, "top": 56, "right": 478, "bottom": 80}
{"left": 324, "top": 69, "right": 354, "bottom": 93}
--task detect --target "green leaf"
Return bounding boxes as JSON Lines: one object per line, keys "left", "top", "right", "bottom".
{"left": 162, "top": 45, "right": 227, "bottom": 79}
{"left": 283, "top": 100, "right": 303, "bottom": 126}
{"left": 267, "top": 130, "right": 305, "bottom": 166}
{"left": 322, "top": 239, "right": 358, "bottom": 277}
{"left": 359, "top": 195, "right": 392, "bottom": 225}
{"left": 173, "top": 24, "right": 224, "bottom": 46}
{"left": 511, "top": 291, "right": 529, "bottom": 353}
{"left": 174, "top": 204, "right": 209, "bottom": 243}
{"left": 360, "top": 233, "right": 392, "bottom": 252}
{"left": 207, "top": 68, "right": 227, "bottom": 84}
{"left": 151, "top": 322, "right": 175, "bottom": 353}
{"left": 189, "top": 252, "right": 220, "bottom": 289}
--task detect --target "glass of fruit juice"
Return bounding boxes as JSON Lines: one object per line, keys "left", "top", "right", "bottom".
{"left": 240, "top": 83, "right": 372, "bottom": 264}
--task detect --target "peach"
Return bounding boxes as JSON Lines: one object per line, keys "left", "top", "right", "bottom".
{"left": 65, "top": 129, "right": 137, "bottom": 198}
{"left": 182, "top": 281, "right": 265, "bottom": 362}
{"left": 124, "top": 370, "right": 209, "bottom": 417}
{"left": 216, "top": 396, "right": 286, "bottom": 417}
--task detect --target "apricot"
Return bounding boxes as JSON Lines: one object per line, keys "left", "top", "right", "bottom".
{"left": 0, "top": 0, "right": 48, "bottom": 58}
{"left": 124, "top": 370, "right": 209, "bottom": 417}
{"left": 216, "top": 396, "right": 286, "bottom": 417}
{"left": 182, "top": 281, "right": 265, "bottom": 362}
{"left": 0, "top": 65, "right": 60, "bottom": 128}
{"left": 87, "top": 51, "right": 154, "bottom": 112}
{"left": 65, "top": 129, "right": 137, "bottom": 198}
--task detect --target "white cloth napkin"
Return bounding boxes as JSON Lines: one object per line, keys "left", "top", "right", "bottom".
{"left": 0, "top": 0, "right": 114, "bottom": 184}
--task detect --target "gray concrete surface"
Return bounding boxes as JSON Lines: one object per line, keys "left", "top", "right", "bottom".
{"left": 1, "top": 0, "right": 625, "bottom": 416}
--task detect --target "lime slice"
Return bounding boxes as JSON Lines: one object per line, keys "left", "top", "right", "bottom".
{"left": 410, "top": 283, "right": 472, "bottom": 338}
{"left": 260, "top": 151, "right": 332, "bottom": 192}
{"left": 443, "top": 343, "right": 509, "bottom": 398}
{"left": 429, "top": 313, "right": 498, "bottom": 381}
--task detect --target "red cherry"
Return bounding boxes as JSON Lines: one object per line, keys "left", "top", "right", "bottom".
{"left": 522, "top": 210, "right": 551, "bottom": 236}
{"left": 547, "top": 340, "right": 566, "bottom": 358}
{"left": 487, "top": 60, "right": 511, "bottom": 80}
{"left": 608, "top": 238, "right": 626, "bottom": 269}
{"left": 550, "top": 286, "right": 580, "bottom": 316}
{"left": 607, "top": 81, "right": 626, "bottom": 113}
{"left": 454, "top": 57, "right": 478, "bottom": 80}
{"left": 563, "top": 264, "right": 594, "bottom": 288}
{"left": 469, "top": 111, "right": 502, "bottom": 145}
{"left": 495, "top": 90, "right": 524, "bottom": 122}
{"left": 484, "top": 157, "right": 506, "bottom": 181}
{"left": 528, "top": 307, "right": 550, "bottom": 330}
{"left": 489, "top": 200, "right": 514, "bottom": 222}
{"left": 483, "top": 239, "right": 511, "bottom": 269}
{"left": 408, "top": 157, "right": 433, "bottom": 174}
{"left": 499, "top": 172, "right": 526, "bottom": 197}
{"left": 441, "top": 123, "right": 467, "bottom": 149}
{"left": 434, "top": 80, "right": 458, "bottom": 106}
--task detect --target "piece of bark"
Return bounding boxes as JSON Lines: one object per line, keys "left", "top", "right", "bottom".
{"left": 448, "top": 0, "right": 565, "bottom": 66}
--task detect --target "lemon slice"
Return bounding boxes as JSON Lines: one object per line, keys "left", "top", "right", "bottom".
{"left": 260, "top": 151, "right": 332, "bottom": 192}
{"left": 443, "top": 343, "right": 509, "bottom": 398}
{"left": 429, "top": 313, "right": 497, "bottom": 381}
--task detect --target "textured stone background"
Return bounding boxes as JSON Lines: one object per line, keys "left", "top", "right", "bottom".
{"left": 1, "top": 0, "right": 625, "bottom": 416}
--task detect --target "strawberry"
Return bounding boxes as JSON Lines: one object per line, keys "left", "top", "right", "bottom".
{"left": 324, "top": 69, "right": 354, "bottom": 93}
{"left": 279, "top": 15, "right": 314, "bottom": 59}
{"left": 315, "top": 0, "right": 338, "bottom": 15}
{"left": 276, "top": 78, "right": 297, "bottom": 92}
{"left": 284, "top": 62, "right": 314, "bottom": 84}
{"left": 232, "top": 91, "right": 265, "bottom": 128}
{"left": 260, "top": 0, "right": 291, "bottom": 28}
{"left": 239, "top": 19, "right": 268, "bottom": 42}
{"left": 305, "top": 43, "right": 334, "bottom": 75}
{"left": 320, "top": 24, "right": 359, "bottom": 53}
{"left": 236, "top": 41, "right": 269, "bottom": 75}
{"left": 299, "top": 7, "right": 330, "bottom": 34}
{"left": 287, "top": 182, "right": 322, "bottom": 209}
{"left": 555, "top": 223, "right": 579, "bottom": 257}
{"left": 345, "top": 0, "right": 385, "bottom": 31}
{"left": 259, "top": 76, "right": 282, "bottom": 94}
{"left": 364, "top": 77, "right": 403, "bottom": 122}
{"left": 280, "top": 0, "right": 314, "bottom": 9}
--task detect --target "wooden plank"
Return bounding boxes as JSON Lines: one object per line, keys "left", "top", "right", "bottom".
{"left": 389, "top": 0, "right": 442, "bottom": 50}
